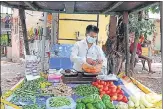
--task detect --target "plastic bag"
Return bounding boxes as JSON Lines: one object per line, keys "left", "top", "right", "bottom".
{"left": 82, "top": 63, "right": 102, "bottom": 73}
{"left": 46, "top": 96, "right": 76, "bottom": 109}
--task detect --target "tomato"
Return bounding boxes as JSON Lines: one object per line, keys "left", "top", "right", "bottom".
{"left": 116, "top": 89, "right": 121, "bottom": 93}
{"left": 117, "top": 94, "right": 123, "bottom": 101}
{"left": 106, "top": 90, "right": 111, "bottom": 95}
{"left": 100, "top": 81, "right": 105, "bottom": 85}
{"left": 106, "top": 82, "right": 110, "bottom": 86}
{"left": 103, "top": 87, "right": 108, "bottom": 91}
{"left": 111, "top": 88, "right": 117, "bottom": 93}
{"left": 99, "top": 88, "right": 103, "bottom": 92}
{"left": 94, "top": 83, "right": 98, "bottom": 87}
{"left": 110, "top": 81, "right": 114, "bottom": 85}
{"left": 118, "top": 90, "right": 124, "bottom": 95}
{"left": 97, "top": 80, "right": 101, "bottom": 83}
{"left": 111, "top": 95, "right": 117, "bottom": 101}
{"left": 99, "top": 85, "right": 104, "bottom": 89}
{"left": 122, "top": 96, "right": 128, "bottom": 103}
{"left": 100, "top": 91, "right": 106, "bottom": 95}
{"left": 109, "top": 92, "right": 117, "bottom": 97}
{"left": 92, "top": 82, "right": 96, "bottom": 86}
{"left": 103, "top": 82, "right": 107, "bottom": 86}
{"left": 110, "top": 84, "right": 117, "bottom": 88}
{"left": 117, "top": 85, "right": 121, "bottom": 90}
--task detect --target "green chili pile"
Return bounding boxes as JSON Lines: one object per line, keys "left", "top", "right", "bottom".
{"left": 49, "top": 97, "right": 71, "bottom": 107}
{"left": 74, "top": 85, "right": 99, "bottom": 96}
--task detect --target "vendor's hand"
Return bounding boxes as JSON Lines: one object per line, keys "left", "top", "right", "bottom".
{"left": 91, "top": 60, "right": 98, "bottom": 66}
{"left": 97, "top": 59, "right": 103, "bottom": 64}
{"left": 86, "top": 58, "right": 94, "bottom": 65}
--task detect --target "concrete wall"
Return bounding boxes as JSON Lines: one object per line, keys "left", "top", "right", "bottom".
{"left": 25, "top": 10, "right": 43, "bottom": 30}
{"left": 10, "top": 9, "right": 43, "bottom": 62}
{"left": 11, "top": 9, "right": 20, "bottom": 62}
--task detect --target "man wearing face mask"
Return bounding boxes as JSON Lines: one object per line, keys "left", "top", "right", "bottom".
{"left": 70, "top": 25, "right": 107, "bottom": 72}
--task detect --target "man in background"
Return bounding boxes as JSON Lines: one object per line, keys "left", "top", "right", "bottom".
{"left": 130, "top": 36, "right": 155, "bottom": 73}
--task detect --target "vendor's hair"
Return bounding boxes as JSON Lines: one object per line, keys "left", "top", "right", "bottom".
{"left": 86, "top": 25, "right": 99, "bottom": 34}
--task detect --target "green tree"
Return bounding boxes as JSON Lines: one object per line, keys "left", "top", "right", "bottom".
{"left": 148, "top": 5, "right": 160, "bottom": 14}
{"left": 128, "top": 12, "right": 156, "bottom": 73}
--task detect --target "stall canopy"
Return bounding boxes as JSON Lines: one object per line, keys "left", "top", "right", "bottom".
{"left": 1, "top": 1, "right": 159, "bottom": 15}
{"left": 1, "top": 1, "right": 162, "bottom": 74}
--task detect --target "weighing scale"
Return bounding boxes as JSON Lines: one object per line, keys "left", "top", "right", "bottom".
{"left": 61, "top": 70, "right": 97, "bottom": 84}
{"left": 61, "top": 66, "right": 118, "bottom": 84}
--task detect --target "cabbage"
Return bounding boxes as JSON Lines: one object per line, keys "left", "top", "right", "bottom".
{"left": 130, "top": 96, "right": 140, "bottom": 107}
{"left": 140, "top": 104, "right": 145, "bottom": 109}
{"left": 128, "top": 100, "right": 135, "bottom": 108}
{"left": 117, "top": 102, "right": 128, "bottom": 109}
{"left": 140, "top": 94, "right": 153, "bottom": 108}
{"left": 135, "top": 107, "right": 140, "bottom": 109}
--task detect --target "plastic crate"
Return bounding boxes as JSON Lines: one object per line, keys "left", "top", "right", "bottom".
{"left": 49, "top": 44, "right": 74, "bottom": 70}
{"left": 49, "top": 57, "right": 73, "bottom": 70}
{"left": 50, "top": 44, "right": 73, "bottom": 57}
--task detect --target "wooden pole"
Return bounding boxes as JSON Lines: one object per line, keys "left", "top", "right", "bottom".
{"left": 51, "top": 13, "right": 58, "bottom": 45}
{"left": 19, "top": 9, "right": 30, "bottom": 55}
{"left": 160, "top": 2, "right": 163, "bottom": 83}
{"left": 41, "top": 12, "right": 48, "bottom": 72}
{"left": 123, "top": 12, "right": 130, "bottom": 76}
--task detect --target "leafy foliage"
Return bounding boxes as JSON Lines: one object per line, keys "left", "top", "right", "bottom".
{"left": 129, "top": 14, "right": 156, "bottom": 39}
{"left": 148, "top": 5, "right": 160, "bottom": 14}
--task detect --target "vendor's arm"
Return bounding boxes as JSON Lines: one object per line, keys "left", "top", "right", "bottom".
{"left": 70, "top": 43, "right": 86, "bottom": 65}
{"left": 96, "top": 46, "right": 107, "bottom": 68}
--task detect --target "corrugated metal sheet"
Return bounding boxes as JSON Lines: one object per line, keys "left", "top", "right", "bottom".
{"left": 1, "top": 1, "right": 159, "bottom": 15}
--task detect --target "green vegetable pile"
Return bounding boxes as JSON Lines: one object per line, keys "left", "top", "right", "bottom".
{"left": 49, "top": 97, "right": 71, "bottom": 107}
{"left": 11, "top": 77, "right": 49, "bottom": 104}
{"left": 76, "top": 94, "right": 115, "bottom": 109}
{"left": 22, "top": 104, "right": 46, "bottom": 109}
{"left": 74, "top": 85, "right": 99, "bottom": 96}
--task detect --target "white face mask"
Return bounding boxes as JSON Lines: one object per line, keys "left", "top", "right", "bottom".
{"left": 86, "top": 35, "right": 97, "bottom": 44}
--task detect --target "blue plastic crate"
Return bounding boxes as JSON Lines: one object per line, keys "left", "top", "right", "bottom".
{"left": 49, "top": 57, "right": 73, "bottom": 70}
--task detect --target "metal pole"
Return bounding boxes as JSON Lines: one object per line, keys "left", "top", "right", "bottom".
{"left": 41, "top": 12, "right": 48, "bottom": 72}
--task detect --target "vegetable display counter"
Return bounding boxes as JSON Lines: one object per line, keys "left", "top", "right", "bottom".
{"left": 1, "top": 74, "right": 162, "bottom": 109}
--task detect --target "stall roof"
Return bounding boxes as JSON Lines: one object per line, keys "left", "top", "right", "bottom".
{"left": 1, "top": 1, "right": 159, "bottom": 15}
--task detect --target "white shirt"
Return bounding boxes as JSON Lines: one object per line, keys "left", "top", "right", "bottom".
{"left": 70, "top": 39, "right": 107, "bottom": 72}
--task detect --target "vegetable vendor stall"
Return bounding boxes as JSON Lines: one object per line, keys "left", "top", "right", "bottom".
{"left": 1, "top": 1, "right": 162, "bottom": 109}
{"left": 1, "top": 74, "right": 162, "bottom": 109}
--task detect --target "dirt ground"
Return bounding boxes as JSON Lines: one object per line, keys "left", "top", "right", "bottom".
{"left": 1, "top": 55, "right": 162, "bottom": 94}
{"left": 1, "top": 57, "right": 25, "bottom": 94}
{"left": 133, "top": 54, "right": 162, "bottom": 94}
